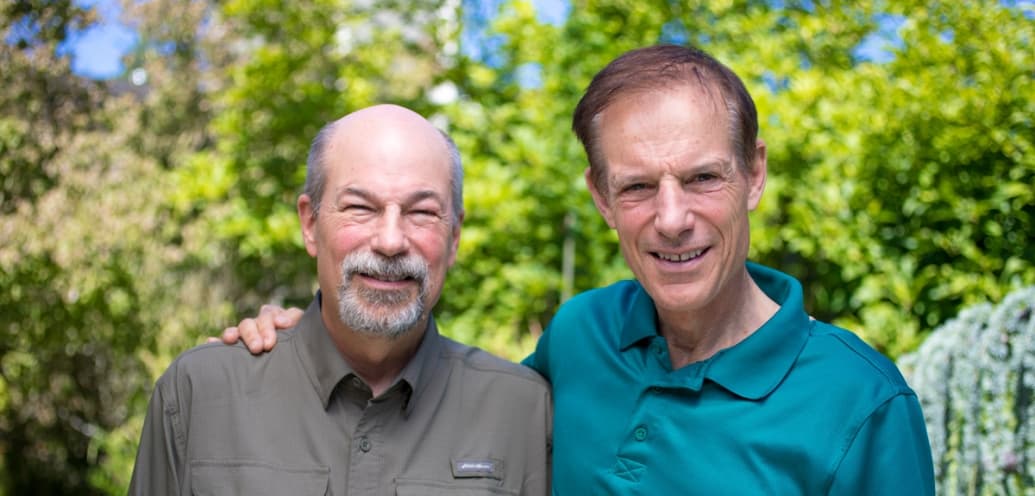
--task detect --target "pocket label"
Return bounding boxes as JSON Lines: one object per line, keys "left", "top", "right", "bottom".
{"left": 451, "top": 458, "right": 502, "bottom": 479}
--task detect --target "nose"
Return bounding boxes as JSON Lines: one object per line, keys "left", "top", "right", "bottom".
{"left": 654, "top": 179, "right": 694, "bottom": 240}
{"left": 370, "top": 205, "right": 409, "bottom": 257}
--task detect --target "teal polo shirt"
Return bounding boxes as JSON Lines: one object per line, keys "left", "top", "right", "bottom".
{"left": 524, "top": 262, "right": 934, "bottom": 495}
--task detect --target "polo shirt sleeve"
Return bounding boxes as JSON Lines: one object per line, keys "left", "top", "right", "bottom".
{"left": 827, "top": 392, "right": 935, "bottom": 495}
{"left": 521, "top": 333, "right": 550, "bottom": 380}
{"left": 128, "top": 373, "right": 185, "bottom": 495}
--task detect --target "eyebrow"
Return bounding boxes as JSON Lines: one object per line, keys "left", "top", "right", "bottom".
{"left": 334, "top": 186, "right": 445, "bottom": 207}
{"left": 610, "top": 159, "right": 733, "bottom": 184}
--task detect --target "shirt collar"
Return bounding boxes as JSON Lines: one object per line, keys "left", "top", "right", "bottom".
{"left": 393, "top": 314, "right": 443, "bottom": 415}
{"left": 702, "top": 262, "right": 811, "bottom": 399}
{"left": 617, "top": 262, "right": 811, "bottom": 400}
{"left": 296, "top": 291, "right": 443, "bottom": 413}
{"left": 619, "top": 286, "right": 661, "bottom": 351}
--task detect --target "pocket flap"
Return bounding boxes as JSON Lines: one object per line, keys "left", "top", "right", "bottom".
{"left": 191, "top": 459, "right": 329, "bottom": 496}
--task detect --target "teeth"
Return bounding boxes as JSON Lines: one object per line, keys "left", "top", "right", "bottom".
{"left": 657, "top": 249, "right": 703, "bottom": 262}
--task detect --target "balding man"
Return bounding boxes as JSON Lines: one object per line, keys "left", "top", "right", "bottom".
{"left": 128, "top": 105, "right": 551, "bottom": 496}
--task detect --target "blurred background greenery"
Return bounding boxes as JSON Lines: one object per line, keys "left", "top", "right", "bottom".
{"left": 1, "top": 0, "right": 1032, "bottom": 493}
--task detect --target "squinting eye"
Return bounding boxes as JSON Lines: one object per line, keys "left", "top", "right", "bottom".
{"left": 622, "top": 183, "right": 649, "bottom": 193}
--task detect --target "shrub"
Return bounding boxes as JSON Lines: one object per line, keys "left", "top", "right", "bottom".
{"left": 900, "top": 286, "right": 1035, "bottom": 495}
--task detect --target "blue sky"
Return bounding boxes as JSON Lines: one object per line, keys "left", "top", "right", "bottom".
{"left": 62, "top": 0, "right": 136, "bottom": 79}
{"left": 66, "top": 0, "right": 570, "bottom": 80}
{"left": 64, "top": 0, "right": 1034, "bottom": 80}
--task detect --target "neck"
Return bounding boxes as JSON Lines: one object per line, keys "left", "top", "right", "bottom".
{"left": 321, "top": 307, "right": 428, "bottom": 397}
{"left": 657, "top": 269, "right": 779, "bottom": 369}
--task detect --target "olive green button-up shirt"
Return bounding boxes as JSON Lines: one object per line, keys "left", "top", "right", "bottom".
{"left": 129, "top": 295, "right": 552, "bottom": 496}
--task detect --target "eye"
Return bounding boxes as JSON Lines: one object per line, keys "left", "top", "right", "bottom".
{"left": 620, "top": 182, "right": 652, "bottom": 193}
{"left": 408, "top": 204, "right": 444, "bottom": 222}
{"left": 339, "top": 203, "right": 374, "bottom": 213}
{"left": 685, "top": 171, "right": 726, "bottom": 193}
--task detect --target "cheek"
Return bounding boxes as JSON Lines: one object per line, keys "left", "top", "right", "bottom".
{"left": 612, "top": 204, "right": 652, "bottom": 236}
{"left": 413, "top": 228, "right": 456, "bottom": 262}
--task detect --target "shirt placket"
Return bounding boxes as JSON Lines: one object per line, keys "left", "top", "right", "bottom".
{"left": 343, "top": 379, "right": 400, "bottom": 496}
{"left": 610, "top": 337, "right": 703, "bottom": 487}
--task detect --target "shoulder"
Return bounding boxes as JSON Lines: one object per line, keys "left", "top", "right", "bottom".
{"left": 562, "top": 280, "right": 639, "bottom": 312}
{"left": 803, "top": 320, "right": 913, "bottom": 396}
{"left": 437, "top": 336, "right": 549, "bottom": 392}
{"left": 550, "top": 279, "right": 642, "bottom": 331}
{"left": 158, "top": 330, "right": 302, "bottom": 395}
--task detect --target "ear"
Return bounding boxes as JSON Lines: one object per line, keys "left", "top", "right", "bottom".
{"left": 298, "top": 194, "right": 319, "bottom": 257}
{"left": 746, "top": 139, "right": 768, "bottom": 211}
{"left": 446, "top": 210, "right": 464, "bottom": 268}
{"left": 585, "top": 167, "right": 616, "bottom": 229}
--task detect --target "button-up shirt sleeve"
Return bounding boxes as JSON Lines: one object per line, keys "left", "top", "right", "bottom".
{"left": 128, "top": 371, "right": 184, "bottom": 496}
{"left": 827, "top": 392, "right": 935, "bottom": 495}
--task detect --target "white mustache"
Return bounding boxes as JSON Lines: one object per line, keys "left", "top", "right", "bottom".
{"left": 341, "top": 251, "right": 428, "bottom": 285}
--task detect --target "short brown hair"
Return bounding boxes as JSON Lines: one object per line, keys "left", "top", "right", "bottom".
{"left": 572, "top": 44, "right": 759, "bottom": 194}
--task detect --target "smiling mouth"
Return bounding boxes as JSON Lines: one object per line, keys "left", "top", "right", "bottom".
{"left": 652, "top": 248, "right": 706, "bottom": 262}
{"left": 356, "top": 272, "right": 416, "bottom": 283}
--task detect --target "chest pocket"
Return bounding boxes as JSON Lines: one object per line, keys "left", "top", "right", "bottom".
{"left": 395, "top": 479, "right": 518, "bottom": 496}
{"left": 191, "top": 459, "right": 329, "bottom": 496}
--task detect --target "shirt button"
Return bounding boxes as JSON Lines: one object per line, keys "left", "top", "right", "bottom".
{"left": 634, "top": 426, "right": 648, "bottom": 441}
{"left": 358, "top": 436, "right": 372, "bottom": 452}
{"left": 351, "top": 377, "right": 364, "bottom": 388}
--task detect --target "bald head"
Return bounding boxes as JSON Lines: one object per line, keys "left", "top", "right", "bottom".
{"left": 304, "top": 104, "right": 464, "bottom": 224}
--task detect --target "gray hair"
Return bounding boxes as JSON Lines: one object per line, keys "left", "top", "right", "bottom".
{"left": 303, "top": 120, "right": 464, "bottom": 225}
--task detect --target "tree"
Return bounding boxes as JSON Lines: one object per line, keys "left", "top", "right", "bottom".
{"left": 758, "top": 1, "right": 1035, "bottom": 356}
{"left": 0, "top": 0, "right": 222, "bottom": 492}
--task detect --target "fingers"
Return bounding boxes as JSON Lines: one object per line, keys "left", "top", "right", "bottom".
{"left": 236, "top": 316, "right": 266, "bottom": 355}
{"left": 254, "top": 305, "right": 304, "bottom": 349}
{"left": 252, "top": 305, "right": 279, "bottom": 352}
{"left": 274, "top": 307, "right": 305, "bottom": 328}
{"left": 220, "top": 326, "right": 241, "bottom": 345}
{"left": 212, "top": 304, "right": 304, "bottom": 355}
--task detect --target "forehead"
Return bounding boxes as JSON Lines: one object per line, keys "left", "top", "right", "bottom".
{"left": 323, "top": 123, "right": 453, "bottom": 199}
{"left": 595, "top": 86, "right": 732, "bottom": 173}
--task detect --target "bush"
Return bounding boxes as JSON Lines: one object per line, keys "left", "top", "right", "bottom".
{"left": 900, "top": 286, "right": 1035, "bottom": 495}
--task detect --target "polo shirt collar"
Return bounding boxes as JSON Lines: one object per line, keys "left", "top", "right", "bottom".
{"left": 703, "top": 262, "right": 811, "bottom": 399}
{"left": 617, "top": 262, "right": 811, "bottom": 400}
{"left": 297, "top": 291, "right": 443, "bottom": 413}
{"left": 618, "top": 286, "right": 660, "bottom": 351}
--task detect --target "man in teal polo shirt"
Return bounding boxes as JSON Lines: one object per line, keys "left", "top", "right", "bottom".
{"left": 224, "top": 44, "right": 935, "bottom": 493}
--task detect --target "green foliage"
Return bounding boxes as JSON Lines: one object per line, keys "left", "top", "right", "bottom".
{"left": 1, "top": 1, "right": 227, "bottom": 493}
{"left": 4, "top": 0, "right": 1034, "bottom": 492}
{"left": 1, "top": 6, "right": 129, "bottom": 494}
{"left": 899, "top": 286, "right": 1035, "bottom": 495}
{"left": 757, "top": 1, "right": 1035, "bottom": 357}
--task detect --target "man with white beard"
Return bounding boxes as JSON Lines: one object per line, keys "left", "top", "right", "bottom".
{"left": 128, "top": 104, "right": 551, "bottom": 496}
